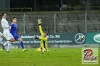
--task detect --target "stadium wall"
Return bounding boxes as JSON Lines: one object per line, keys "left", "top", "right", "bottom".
{"left": 0, "top": 33, "right": 100, "bottom": 48}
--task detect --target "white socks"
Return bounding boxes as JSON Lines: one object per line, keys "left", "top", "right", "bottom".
{"left": 4, "top": 41, "right": 12, "bottom": 52}
{"left": 4, "top": 41, "right": 8, "bottom": 46}
{"left": 7, "top": 41, "right": 12, "bottom": 52}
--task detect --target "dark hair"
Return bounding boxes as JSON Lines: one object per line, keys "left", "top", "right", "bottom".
{"left": 44, "top": 31, "right": 48, "bottom": 35}
{"left": 12, "top": 17, "right": 16, "bottom": 19}
{"left": 1, "top": 13, "right": 6, "bottom": 16}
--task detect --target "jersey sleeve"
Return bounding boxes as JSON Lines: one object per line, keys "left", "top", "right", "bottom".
{"left": 39, "top": 25, "right": 44, "bottom": 35}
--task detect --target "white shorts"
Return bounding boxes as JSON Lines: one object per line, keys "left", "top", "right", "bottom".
{"left": 3, "top": 32, "right": 14, "bottom": 40}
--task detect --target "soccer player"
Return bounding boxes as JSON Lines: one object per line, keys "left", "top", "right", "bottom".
{"left": 1, "top": 13, "right": 15, "bottom": 52}
{"left": 10, "top": 17, "right": 27, "bottom": 51}
{"left": 0, "top": 32, "right": 4, "bottom": 43}
{"left": 0, "top": 32, "right": 5, "bottom": 49}
{"left": 35, "top": 19, "right": 48, "bottom": 52}
{"left": 0, "top": 32, "right": 5, "bottom": 51}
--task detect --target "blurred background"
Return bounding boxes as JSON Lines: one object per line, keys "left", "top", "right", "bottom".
{"left": 0, "top": 0, "right": 100, "bottom": 33}
{"left": 0, "top": 0, "right": 100, "bottom": 47}
{"left": 0, "top": 0, "right": 100, "bottom": 11}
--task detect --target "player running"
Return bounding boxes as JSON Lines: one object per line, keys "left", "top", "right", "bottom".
{"left": 0, "top": 32, "right": 4, "bottom": 43}
{"left": 35, "top": 19, "right": 48, "bottom": 52}
{"left": 10, "top": 17, "right": 28, "bottom": 52}
{"left": 1, "top": 13, "right": 15, "bottom": 52}
{"left": 0, "top": 32, "right": 5, "bottom": 51}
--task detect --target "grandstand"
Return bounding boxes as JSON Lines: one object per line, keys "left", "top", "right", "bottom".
{"left": 0, "top": 11, "right": 100, "bottom": 34}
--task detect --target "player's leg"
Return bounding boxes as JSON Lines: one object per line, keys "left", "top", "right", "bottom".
{"left": 2, "top": 42, "right": 6, "bottom": 50}
{"left": 17, "top": 37, "right": 28, "bottom": 51}
{"left": 45, "top": 43, "right": 48, "bottom": 51}
{"left": 0, "top": 38, "right": 3, "bottom": 43}
{"left": 6, "top": 41, "right": 12, "bottom": 52}
{"left": 7, "top": 36, "right": 14, "bottom": 52}
{"left": 18, "top": 38, "right": 24, "bottom": 49}
{"left": 43, "top": 43, "right": 47, "bottom": 51}
{"left": 3, "top": 33, "right": 14, "bottom": 52}
{"left": 2, "top": 40, "right": 12, "bottom": 50}
{"left": 14, "top": 35, "right": 24, "bottom": 49}
{"left": 0, "top": 37, "right": 5, "bottom": 50}
{"left": 0, "top": 34, "right": 6, "bottom": 50}
{"left": 40, "top": 43, "right": 45, "bottom": 52}
{"left": 36, "top": 47, "right": 41, "bottom": 52}
{"left": 2, "top": 39, "right": 9, "bottom": 50}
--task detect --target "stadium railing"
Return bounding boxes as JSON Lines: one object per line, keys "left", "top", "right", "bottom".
{"left": 0, "top": 6, "right": 100, "bottom": 12}
{"left": 0, "top": 8, "right": 32, "bottom": 13}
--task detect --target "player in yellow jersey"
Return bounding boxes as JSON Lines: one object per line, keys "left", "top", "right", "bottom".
{"left": 35, "top": 19, "right": 48, "bottom": 52}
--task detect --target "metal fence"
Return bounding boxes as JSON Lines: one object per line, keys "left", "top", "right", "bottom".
{"left": 20, "top": 11, "right": 100, "bottom": 34}
{"left": 0, "top": 8, "right": 32, "bottom": 13}
{"left": 0, "top": 7, "right": 100, "bottom": 34}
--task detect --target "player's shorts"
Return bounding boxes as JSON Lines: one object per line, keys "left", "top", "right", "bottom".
{"left": 14, "top": 35, "right": 20, "bottom": 41}
{"left": 12, "top": 34, "right": 20, "bottom": 41}
{"left": 3, "top": 32, "right": 14, "bottom": 40}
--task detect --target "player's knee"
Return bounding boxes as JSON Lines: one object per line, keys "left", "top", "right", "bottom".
{"left": 12, "top": 38, "right": 15, "bottom": 41}
{"left": 18, "top": 38, "right": 23, "bottom": 42}
{"left": 9, "top": 38, "right": 14, "bottom": 42}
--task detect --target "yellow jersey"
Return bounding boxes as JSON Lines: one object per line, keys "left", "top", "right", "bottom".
{"left": 39, "top": 25, "right": 48, "bottom": 49}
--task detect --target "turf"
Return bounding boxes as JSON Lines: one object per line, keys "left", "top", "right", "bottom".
{"left": 0, "top": 48, "right": 99, "bottom": 66}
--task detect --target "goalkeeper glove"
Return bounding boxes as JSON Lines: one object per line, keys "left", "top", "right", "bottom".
{"left": 38, "top": 19, "right": 42, "bottom": 25}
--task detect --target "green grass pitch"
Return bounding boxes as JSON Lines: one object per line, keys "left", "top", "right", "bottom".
{"left": 0, "top": 48, "right": 99, "bottom": 66}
